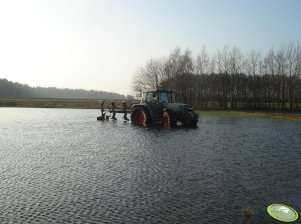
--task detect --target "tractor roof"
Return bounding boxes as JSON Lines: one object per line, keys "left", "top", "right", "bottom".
{"left": 141, "top": 88, "right": 173, "bottom": 93}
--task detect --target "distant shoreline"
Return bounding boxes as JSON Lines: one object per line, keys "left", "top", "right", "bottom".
{"left": 0, "top": 98, "right": 135, "bottom": 109}
{"left": 1, "top": 99, "right": 300, "bottom": 121}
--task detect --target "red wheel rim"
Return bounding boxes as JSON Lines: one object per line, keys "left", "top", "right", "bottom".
{"left": 163, "top": 111, "right": 170, "bottom": 128}
{"left": 134, "top": 110, "right": 146, "bottom": 125}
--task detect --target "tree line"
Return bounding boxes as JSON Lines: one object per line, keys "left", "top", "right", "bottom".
{"left": 0, "top": 78, "right": 127, "bottom": 100}
{"left": 133, "top": 42, "right": 301, "bottom": 111}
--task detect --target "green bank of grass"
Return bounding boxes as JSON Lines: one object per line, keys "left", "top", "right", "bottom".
{"left": 0, "top": 99, "right": 101, "bottom": 109}
{"left": 198, "top": 110, "right": 301, "bottom": 121}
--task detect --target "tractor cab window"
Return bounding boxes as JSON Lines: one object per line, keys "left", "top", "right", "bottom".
{"left": 141, "top": 92, "right": 147, "bottom": 103}
{"left": 158, "top": 91, "right": 171, "bottom": 103}
{"left": 147, "top": 92, "right": 157, "bottom": 104}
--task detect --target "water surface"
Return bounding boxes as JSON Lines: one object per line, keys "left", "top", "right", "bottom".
{"left": 0, "top": 108, "right": 300, "bottom": 223}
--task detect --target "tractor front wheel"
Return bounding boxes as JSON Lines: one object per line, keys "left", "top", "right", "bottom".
{"left": 162, "top": 110, "right": 176, "bottom": 128}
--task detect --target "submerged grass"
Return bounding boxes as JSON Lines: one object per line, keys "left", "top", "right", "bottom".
{"left": 242, "top": 207, "right": 254, "bottom": 219}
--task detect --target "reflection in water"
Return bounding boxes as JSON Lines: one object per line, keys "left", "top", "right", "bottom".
{"left": 0, "top": 108, "right": 301, "bottom": 223}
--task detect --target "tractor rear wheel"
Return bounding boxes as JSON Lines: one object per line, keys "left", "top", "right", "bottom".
{"left": 131, "top": 107, "right": 150, "bottom": 126}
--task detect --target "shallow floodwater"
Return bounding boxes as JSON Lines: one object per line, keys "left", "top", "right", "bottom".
{"left": 0, "top": 108, "right": 300, "bottom": 223}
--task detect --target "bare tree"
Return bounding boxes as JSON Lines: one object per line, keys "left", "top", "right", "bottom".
{"left": 216, "top": 46, "right": 230, "bottom": 74}
{"left": 263, "top": 48, "right": 277, "bottom": 109}
{"left": 229, "top": 47, "right": 244, "bottom": 74}
{"left": 286, "top": 41, "right": 298, "bottom": 110}
{"left": 294, "top": 43, "right": 301, "bottom": 110}
{"left": 275, "top": 46, "right": 288, "bottom": 109}
{"left": 196, "top": 46, "right": 210, "bottom": 75}
{"left": 132, "top": 58, "right": 166, "bottom": 92}
{"left": 244, "top": 50, "right": 262, "bottom": 108}
{"left": 228, "top": 47, "right": 244, "bottom": 108}
{"left": 245, "top": 50, "right": 261, "bottom": 76}
{"left": 195, "top": 46, "right": 210, "bottom": 106}
{"left": 164, "top": 47, "right": 182, "bottom": 90}
{"left": 209, "top": 57, "right": 216, "bottom": 74}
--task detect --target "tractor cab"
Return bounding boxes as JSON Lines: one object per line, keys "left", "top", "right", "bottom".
{"left": 141, "top": 89, "right": 173, "bottom": 107}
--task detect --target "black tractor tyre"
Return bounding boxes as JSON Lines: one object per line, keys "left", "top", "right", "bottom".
{"left": 182, "top": 112, "right": 198, "bottom": 127}
{"left": 190, "top": 121, "right": 198, "bottom": 127}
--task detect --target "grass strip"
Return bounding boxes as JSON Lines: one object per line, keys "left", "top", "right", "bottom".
{"left": 198, "top": 110, "right": 301, "bottom": 121}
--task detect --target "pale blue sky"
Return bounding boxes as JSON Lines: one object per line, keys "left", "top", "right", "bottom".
{"left": 0, "top": 0, "right": 300, "bottom": 95}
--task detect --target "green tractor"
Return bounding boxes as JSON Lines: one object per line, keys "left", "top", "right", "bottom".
{"left": 131, "top": 89, "right": 199, "bottom": 127}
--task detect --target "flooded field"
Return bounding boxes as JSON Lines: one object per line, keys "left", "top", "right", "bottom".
{"left": 0, "top": 108, "right": 300, "bottom": 223}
